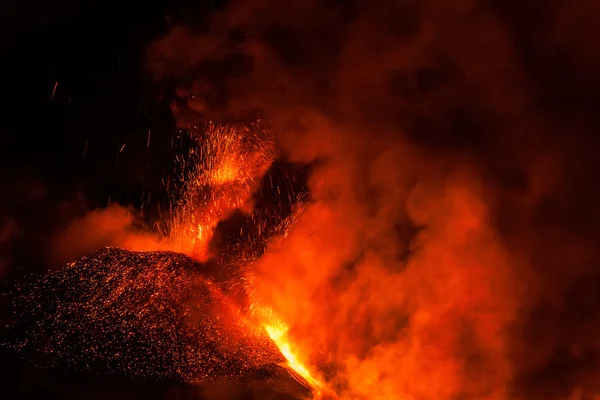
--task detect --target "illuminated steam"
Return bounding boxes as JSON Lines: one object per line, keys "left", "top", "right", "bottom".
{"left": 145, "top": 0, "right": 600, "bottom": 399}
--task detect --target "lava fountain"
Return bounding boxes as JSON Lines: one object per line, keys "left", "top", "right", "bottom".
{"left": 159, "top": 122, "right": 334, "bottom": 397}
{"left": 1, "top": 121, "right": 330, "bottom": 399}
{"left": 159, "top": 121, "right": 275, "bottom": 260}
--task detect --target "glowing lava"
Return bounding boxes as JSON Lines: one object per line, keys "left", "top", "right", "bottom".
{"left": 161, "top": 122, "right": 334, "bottom": 398}
{"left": 264, "top": 316, "right": 323, "bottom": 392}
{"left": 161, "top": 122, "right": 274, "bottom": 259}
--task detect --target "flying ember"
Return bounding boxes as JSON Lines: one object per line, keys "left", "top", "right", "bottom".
{"left": 159, "top": 122, "right": 332, "bottom": 397}
{"left": 160, "top": 122, "right": 275, "bottom": 260}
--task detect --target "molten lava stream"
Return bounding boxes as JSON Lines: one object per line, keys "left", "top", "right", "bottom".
{"left": 260, "top": 310, "right": 339, "bottom": 400}
{"left": 163, "top": 124, "right": 338, "bottom": 397}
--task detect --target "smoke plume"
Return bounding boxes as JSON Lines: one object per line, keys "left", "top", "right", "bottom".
{"left": 0, "top": 177, "right": 170, "bottom": 277}
{"left": 145, "top": 0, "right": 600, "bottom": 399}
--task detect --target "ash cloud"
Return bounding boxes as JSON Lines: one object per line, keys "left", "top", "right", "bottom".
{"left": 145, "top": 0, "right": 600, "bottom": 399}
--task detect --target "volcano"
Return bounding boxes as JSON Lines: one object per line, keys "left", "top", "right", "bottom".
{"left": 0, "top": 247, "right": 313, "bottom": 399}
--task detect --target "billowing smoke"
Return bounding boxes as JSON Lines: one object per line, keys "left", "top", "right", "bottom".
{"left": 0, "top": 177, "right": 170, "bottom": 278}
{"left": 49, "top": 204, "right": 175, "bottom": 264}
{"left": 145, "top": 0, "right": 600, "bottom": 399}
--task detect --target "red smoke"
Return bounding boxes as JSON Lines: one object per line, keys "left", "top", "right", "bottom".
{"left": 144, "top": 0, "right": 600, "bottom": 399}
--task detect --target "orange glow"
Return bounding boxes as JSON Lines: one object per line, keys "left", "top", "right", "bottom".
{"left": 158, "top": 121, "right": 521, "bottom": 400}
{"left": 161, "top": 122, "right": 274, "bottom": 260}
{"left": 242, "top": 153, "right": 520, "bottom": 399}
{"left": 257, "top": 306, "right": 326, "bottom": 397}
{"left": 161, "top": 122, "right": 334, "bottom": 397}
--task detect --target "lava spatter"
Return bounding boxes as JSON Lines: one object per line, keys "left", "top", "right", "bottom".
{"left": 1, "top": 247, "right": 285, "bottom": 384}
{"left": 161, "top": 122, "right": 275, "bottom": 260}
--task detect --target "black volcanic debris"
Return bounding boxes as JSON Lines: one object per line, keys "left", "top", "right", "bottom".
{"left": 0, "top": 248, "right": 289, "bottom": 385}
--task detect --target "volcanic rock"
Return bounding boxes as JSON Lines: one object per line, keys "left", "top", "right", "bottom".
{"left": 0, "top": 247, "right": 311, "bottom": 399}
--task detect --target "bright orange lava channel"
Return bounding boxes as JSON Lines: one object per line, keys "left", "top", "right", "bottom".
{"left": 263, "top": 317, "right": 324, "bottom": 395}
{"left": 164, "top": 124, "right": 332, "bottom": 398}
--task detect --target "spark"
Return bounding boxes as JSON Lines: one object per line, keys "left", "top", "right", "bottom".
{"left": 51, "top": 81, "right": 58, "bottom": 99}
{"left": 2, "top": 248, "right": 283, "bottom": 383}
{"left": 3, "top": 121, "right": 330, "bottom": 398}
{"left": 159, "top": 122, "right": 275, "bottom": 260}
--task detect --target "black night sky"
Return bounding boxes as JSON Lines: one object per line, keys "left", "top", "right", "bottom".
{"left": 0, "top": 1, "right": 219, "bottom": 398}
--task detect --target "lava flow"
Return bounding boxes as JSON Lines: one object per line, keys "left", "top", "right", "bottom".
{"left": 1, "top": 122, "right": 328, "bottom": 399}
{"left": 1, "top": 247, "right": 286, "bottom": 383}
{"left": 158, "top": 122, "right": 330, "bottom": 397}
{"left": 257, "top": 306, "right": 328, "bottom": 398}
